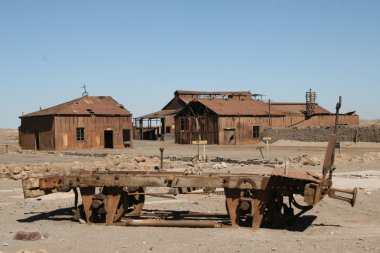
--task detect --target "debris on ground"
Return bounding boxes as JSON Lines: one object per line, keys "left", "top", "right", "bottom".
{"left": 286, "top": 155, "right": 321, "bottom": 166}
{"left": 13, "top": 231, "right": 49, "bottom": 241}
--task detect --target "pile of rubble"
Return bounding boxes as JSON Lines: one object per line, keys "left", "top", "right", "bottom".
{"left": 0, "top": 155, "right": 174, "bottom": 180}
{"left": 285, "top": 155, "right": 321, "bottom": 166}
{"left": 336, "top": 152, "right": 380, "bottom": 163}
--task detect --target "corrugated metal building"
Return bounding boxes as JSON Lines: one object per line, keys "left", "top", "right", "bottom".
{"left": 19, "top": 96, "right": 132, "bottom": 150}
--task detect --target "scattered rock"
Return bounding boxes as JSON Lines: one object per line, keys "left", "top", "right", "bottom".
{"left": 11, "top": 173, "right": 24, "bottom": 180}
{"left": 35, "top": 250, "right": 49, "bottom": 253}
{"left": 13, "top": 167, "right": 22, "bottom": 175}
{"left": 134, "top": 156, "right": 146, "bottom": 163}
{"left": 2, "top": 242, "right": 8, "bottom": 246}
{"left": 13, "top": 231, "right": 42, "bottom": 241}
{"left": 212, "top": 163, "right": 221, "bottom": 170}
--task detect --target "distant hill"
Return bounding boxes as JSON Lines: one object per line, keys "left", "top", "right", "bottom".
{"left": 359, "top": 119, "right": 380, "bottom": 126}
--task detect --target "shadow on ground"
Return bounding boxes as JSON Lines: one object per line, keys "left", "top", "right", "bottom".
{"left": 17, "top": 207, "right": 75, "bottom": 223}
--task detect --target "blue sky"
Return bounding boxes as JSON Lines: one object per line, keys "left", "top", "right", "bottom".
{"left": 0, "top": 0, "right": 379, "bottom": 128}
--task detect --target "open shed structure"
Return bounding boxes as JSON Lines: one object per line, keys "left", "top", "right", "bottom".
{"left": 19, "top": 96, "right": 133, "bottom": 150}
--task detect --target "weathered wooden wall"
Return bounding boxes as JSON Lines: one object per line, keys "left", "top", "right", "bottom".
{"left": 175, "top": 114, "right": 359, "bottom": 145}
{"left": 19, "top": 116, "right": 55, "bottom": 150}
{"left": 54, "top": 115, "right": 132, "bottom": 150}
{"left": 19, "top": 115, "right": 132, "bottom": 150}
{"left": 164, "top": 115, "right": 175, "bottom": 134}
{"left": 218, "top": 117, "right": 268, "bottom": 145}
{"left": 175, "top": 116, "right": 219, "bottom": 144}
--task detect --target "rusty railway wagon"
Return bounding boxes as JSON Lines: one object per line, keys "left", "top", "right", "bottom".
{"left": 21, "top": 98, "right": 357, "bottom": 229}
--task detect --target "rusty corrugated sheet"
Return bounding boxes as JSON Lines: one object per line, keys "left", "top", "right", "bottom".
{"left": 189, "top": 99, "right": 283, "bottom": 116}
{"left": 270, "top": 103, "right": 331, "bottom": 116}
{"left": 21, "top": 96, "right": 131, "bottom": 117}
{"left": 175, "top": 90, "right": 252, "bottom": 96}
{"left": 138, "top": 109, "right": 181, "bottom": 119}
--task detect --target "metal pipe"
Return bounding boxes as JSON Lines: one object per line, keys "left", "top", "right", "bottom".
{"left": 123, "top": 219, "right": 222, "bottom": 228}
{"left": 139, "top": 211, "right": 228, "bottom": 218}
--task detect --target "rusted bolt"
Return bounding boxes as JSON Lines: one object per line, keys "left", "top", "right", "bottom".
{"left": 239, "top": 201, "right": 250, "bottom": 211}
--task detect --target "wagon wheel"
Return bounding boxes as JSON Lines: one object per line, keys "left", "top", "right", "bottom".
{"left": 114, "top": 187, "right": 145, "bottom": 222}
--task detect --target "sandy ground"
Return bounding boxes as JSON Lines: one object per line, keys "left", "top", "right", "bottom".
{"left": 0, "top": 129, "right": 380, "bottom": 253}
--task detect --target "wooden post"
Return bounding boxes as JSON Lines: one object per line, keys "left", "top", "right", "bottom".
{"left": 139, "top": 119, "right": 143, "bottom": 140}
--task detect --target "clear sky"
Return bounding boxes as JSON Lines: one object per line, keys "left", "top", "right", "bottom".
{"left": 1, "top": 0, "right": 379, "bottom": 128}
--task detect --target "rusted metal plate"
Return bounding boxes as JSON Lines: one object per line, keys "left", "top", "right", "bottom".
{"left": 21, "top": 96, "right": 131, "bottom": 118}
{"left": 323, "top": 134, "right": 337, "bottom": 177}
{"left": 69, "top": 175, "right": 167, "bottom": 188}
{"left": 62, "top": 173, "right": 268, "bottom": 190}
{"left": 271, "top": 168, "right": 320, "bottom": 183}
{"left": 304, "top": 183, "right": 321, "bottom": 205}
{"left": 39, "top": 177, "right": 65, "bottom": 189}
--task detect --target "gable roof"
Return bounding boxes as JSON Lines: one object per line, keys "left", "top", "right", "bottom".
{"left": 20, "top": 96, "right": 131, "bottom": 118}
{"left": 161, "top": 97, "right": 190, "bottom": 110}
{"left": 138, "top": 109, "right": 182, "bottom": 119}
{"left": 270, "top": 103, "right": 331, "bottom": 116}
{"left": 178, "top": 99, "right": 284, "bottom": 116}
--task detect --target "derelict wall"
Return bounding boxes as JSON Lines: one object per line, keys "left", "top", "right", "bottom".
{"left": 19, "top": 116, "right": 55, "bottom": 150}
{"left": 54, "top": 115, "right": 132, "bottom": 150}
{"left": 262, "top": 125, "right": 380, "bottom": 142}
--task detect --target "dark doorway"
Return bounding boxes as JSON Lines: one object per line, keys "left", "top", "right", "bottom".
{"left": 123, "top": 129, "right": 131, "bottom": 147}
{"left": 104, "top": 130, "right": 113, "bottom": 149}
{"left": 35, "top": 131, "right": 40, "bottom": 150}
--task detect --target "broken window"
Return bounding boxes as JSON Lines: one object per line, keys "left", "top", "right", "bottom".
{"left": 166, "top": 126, "right": 171, "bottom": 134}
{"left": 76, "top": 127, "right": 85, "bottom": 141}
{"left": 252, "top": 126, "right": 260, "bottom": 139}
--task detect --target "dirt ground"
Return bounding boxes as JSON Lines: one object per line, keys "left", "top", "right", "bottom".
{"left": 0, "top": 129, "right": 379, "bottom": 253}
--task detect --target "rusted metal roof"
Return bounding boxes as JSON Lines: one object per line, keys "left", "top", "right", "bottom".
{"left": 20, "top": 96, "right": 131, "bottom": 118}
{"left": 161, "top": 97, "right": 191, "bottom": 111}
{"left": 186, "top": 99, "right": 284, "bottom": 116}
{"left": 138, "top": 109, "right": 181, "bottom": 119}
{"left": 270, "top": 103, "right": 331, "bottom": 116}
{"left": 175, "top": 90, "right": 252, "bottom": 96}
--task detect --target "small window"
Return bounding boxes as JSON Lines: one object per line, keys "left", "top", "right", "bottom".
{"left": 76, "top": 127, "right": 85, "bottom": 141}
{"left": 166, "top": 126, "right": 171, "bottom": 134}
{"left": 252, "top": 126, "right": 260, "bottom": 139}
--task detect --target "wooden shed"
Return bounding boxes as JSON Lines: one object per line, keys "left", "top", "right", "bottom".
{"left": 174, "top": 99, "right": 283, "bottom": 145}
{"left": 19, "top": 96, "right": 132, "bottom": 150}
